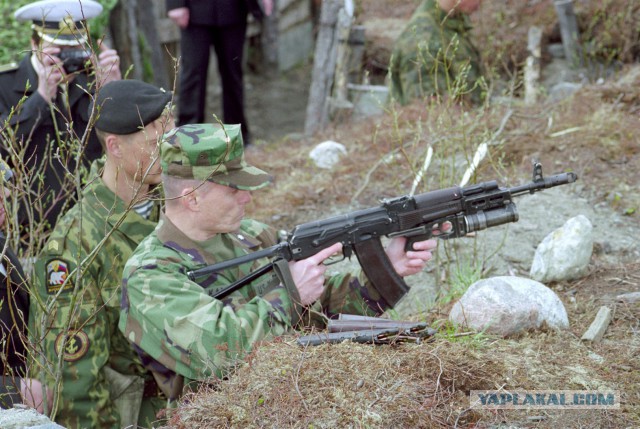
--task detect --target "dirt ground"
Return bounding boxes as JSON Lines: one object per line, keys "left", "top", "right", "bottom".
{"left": 175, "top": 1, "right": 640, "bottom": 427}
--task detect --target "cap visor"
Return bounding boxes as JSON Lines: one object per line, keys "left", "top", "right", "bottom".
{"left": 209, "top": 165, "right": 273, "bottom": 191}
{"left": 40, "top": 32, "right": 86, "bottom": 46}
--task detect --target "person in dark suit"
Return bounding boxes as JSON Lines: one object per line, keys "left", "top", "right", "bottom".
{"left": 0, "top": 0, "right": 121, "bottom": 231}
{"left": 0, "top": 158, "right": 50, "bottom": 411}
{"left": 0, "top": 160, "right": 29, "bottom": 379}
{"left": 167, "top": 0, "right": 273, "bottom": 145}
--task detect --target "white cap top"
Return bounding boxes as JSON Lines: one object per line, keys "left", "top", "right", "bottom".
{"left": 14, "top": 0, "right": 103, "bottom": 45}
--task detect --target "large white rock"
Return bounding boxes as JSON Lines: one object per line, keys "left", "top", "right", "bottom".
{"left": 309, "top": 141, "right": 347, "bottom": 169}
{"left": 449, "top": 276, "right": 569, "bottom": 337}
{"left": 530, "top": 214, "right": 593, "bottom": 282}
{"left": 0, "top": 405, "right": 65, "bottom": 428}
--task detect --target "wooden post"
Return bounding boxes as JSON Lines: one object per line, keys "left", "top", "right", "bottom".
{"left": 347, "top": 26, "right": 366, "bottom": 84}
{"left": 261, "top": 1, "right": 279, "bottom": 70}
{"left": 524, "top": 26, "right": 542, "bottom": 105}
{"left": 554, "top": 0, "right": 582, "bottom": 67}
{"left": 108, "top": 0, "right": 170, "bottom": 86}
{"left": 125, "top": 0, "right": 143, "bottom": 80}
{"left": 304, "top": 0, "right": 344, "bottom": 136}
{"left": 137, "top": 0, "right": 170, "bottom": 88}
{"left": 330, "top": 7, "right": 353, "bottom": 103}
{"left": 153, "top": 0, "right": 180, "bottom": 88}
{"left": 581, "top": 306, "right": 612, "bottom": 343}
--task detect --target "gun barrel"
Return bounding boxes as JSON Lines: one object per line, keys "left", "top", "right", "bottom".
{"left": 510, "top": 172, "right": 578, "bottom": 196}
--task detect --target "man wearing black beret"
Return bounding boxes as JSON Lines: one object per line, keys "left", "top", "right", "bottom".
{"left": 30, "top": 79, "right": 174, "bottom": 429}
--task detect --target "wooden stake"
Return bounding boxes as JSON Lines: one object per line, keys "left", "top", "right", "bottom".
{"left": 581, "top": 306, "right": 612, "bottom": 343}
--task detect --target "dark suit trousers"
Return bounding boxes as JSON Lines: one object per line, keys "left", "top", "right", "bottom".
{"left": 178, "top": 21, "right": 250, "bottom": 142}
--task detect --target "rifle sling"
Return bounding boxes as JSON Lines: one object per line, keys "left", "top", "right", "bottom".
{"left": 354, "top": 239, "right": 410, "bottom": 307}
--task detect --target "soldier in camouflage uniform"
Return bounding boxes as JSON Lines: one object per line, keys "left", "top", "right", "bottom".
{"left": 389, "top": 0, "right": 484, "bottom": 105}
{"left": 119, "top": 123, "right": 442, "bottom": 401}
{"left": 29, "top": 80, "right": 174, "bottom": 428}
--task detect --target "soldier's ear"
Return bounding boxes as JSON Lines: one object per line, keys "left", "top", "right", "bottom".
{"left": 104, "top": 134, "right": 123, "bottom": 158}
{"left": 181, "top": 186, "right": 199, "bottom": 211}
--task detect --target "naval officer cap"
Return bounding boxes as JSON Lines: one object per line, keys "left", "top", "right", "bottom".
{"left": 91, "top": 80, "right": 173, "bottom": 135}
{"left": 14, "top": 0, "right": 103, "bottom": 46}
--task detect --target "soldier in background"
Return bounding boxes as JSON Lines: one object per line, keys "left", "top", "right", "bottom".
{"left": 119, "top": 123, "right": 444, "bottom": 402}
{"left": 30, "top": 80, "right": 173, "bottom": 428}
{"left": 389, "top": 0, "right": 485, "bottom": 105}
{"left": 0, "top": 0, "right": 121, "bottom": 230}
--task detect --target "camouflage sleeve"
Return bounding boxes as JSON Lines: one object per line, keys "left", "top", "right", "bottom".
{"left": 120, "top": 252, "right": 298, "bottom": 381}
{"left": 29, "top": 234, "right": 119, "bottom": 429}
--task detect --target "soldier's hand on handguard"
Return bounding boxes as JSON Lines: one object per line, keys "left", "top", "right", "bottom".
{"left": 386, "top": 221, "right": 451, "bottom": 277}
{"left": 34, "top": 46, "right": 66, "bottom": 103}
{"left": 288, "top": 242, "right": 343, "bottom": 306}
{"left": 94, "top": 39, "right": 121, "bottom": 86}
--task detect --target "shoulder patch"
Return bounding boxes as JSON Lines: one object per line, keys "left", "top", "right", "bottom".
{"left": 55, "top": 330, "right": 90, "bottom": 362}
{"left": 0, "top": 62, "right": 18, "bottom": 74}
{"left": 46, "top": 259, "right": 74, "bottom": 295}
{"left": 47, "top": 239, "right": 60, "bottom": 252}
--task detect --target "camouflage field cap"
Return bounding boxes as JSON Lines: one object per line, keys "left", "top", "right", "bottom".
{"left": 161, "top": 123, "right": 272, "bottom": 191}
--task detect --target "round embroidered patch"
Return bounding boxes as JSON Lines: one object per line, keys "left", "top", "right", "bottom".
{"left": 54, "top": 330, "right": 90, "bottom": 362}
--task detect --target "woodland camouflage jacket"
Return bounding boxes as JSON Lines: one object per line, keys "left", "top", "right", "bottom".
{"left": 29, "top": 160, "right": 162, "bottom": 429}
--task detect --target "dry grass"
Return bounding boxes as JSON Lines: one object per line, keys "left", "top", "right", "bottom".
{"left": 168, "top": 265, "right": 640, "bottom": 428}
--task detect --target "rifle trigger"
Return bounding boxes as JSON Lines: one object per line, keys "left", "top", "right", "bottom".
{"left": 324, "top": 250, "right": 346, "bottom": 266}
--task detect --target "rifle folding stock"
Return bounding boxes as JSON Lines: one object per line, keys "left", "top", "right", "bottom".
{"left": 188, "top": 163, "right": 578, "bottom": 305}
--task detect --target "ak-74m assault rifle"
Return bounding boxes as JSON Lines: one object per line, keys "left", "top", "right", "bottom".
{"left": 188, "top": 163, "right": 577, "bottom": 306}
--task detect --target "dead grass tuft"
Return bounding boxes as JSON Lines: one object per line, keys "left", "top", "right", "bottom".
{"left": 168, "top": 321, "right": 638, "bottom": 428}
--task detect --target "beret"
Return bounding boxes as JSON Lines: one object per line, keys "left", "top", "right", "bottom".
{"left": 161, "top": 123, "right": 272, "bottom": 191}
{"left": 91, "top": 80, "right": 173, "bottom": 135}
{"left": 14, "top": 0, "right": 103, "bottom": 46}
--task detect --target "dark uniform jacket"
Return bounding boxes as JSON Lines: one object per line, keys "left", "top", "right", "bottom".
{"left": 165, "top": 0, "right": 264, "bottom": 26}
{"left": 0, "top": 232, "right": 29, "bottom": 409}
{"left": 0, "top": 233, "right": 29, "bottom": 376}
{"left": 0, "top": 54, "right": 102, "bottom": 228}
